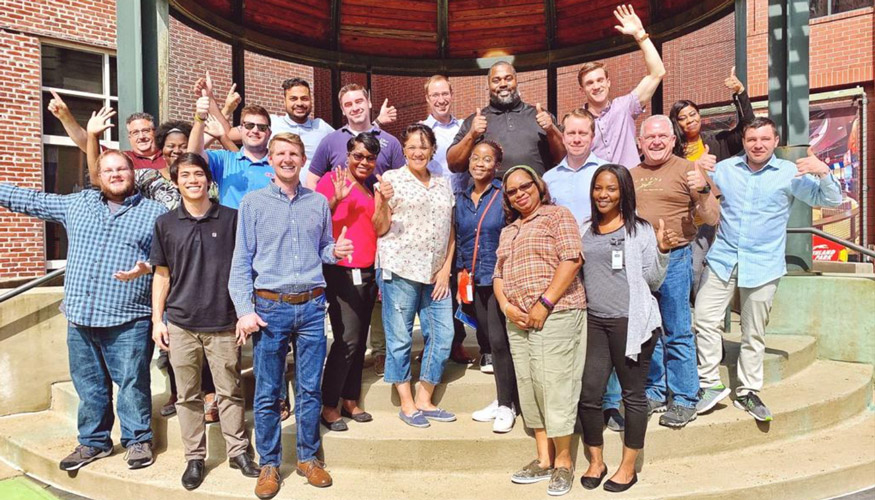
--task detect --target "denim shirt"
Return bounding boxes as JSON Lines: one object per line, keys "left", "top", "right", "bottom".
{"left": 454, "top": 178, "right": 505, "bottom": 286}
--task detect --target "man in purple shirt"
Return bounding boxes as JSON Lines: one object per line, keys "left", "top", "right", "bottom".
{"left": 579, "top": 4, "right": 666, "bottom": 168}
{"left": 305, "top": 83, "right": 404, "bottom": 189}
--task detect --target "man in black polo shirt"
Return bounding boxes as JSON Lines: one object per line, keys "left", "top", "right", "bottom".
{"left": 150, "top": 152, "right": 259, "bottom": 490}
{"left": 446, "top": 61, "right": 565, "bottom": 177}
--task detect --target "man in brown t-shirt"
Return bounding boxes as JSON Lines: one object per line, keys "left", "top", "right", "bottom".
{"left": 631, "top": 115, "right": 719, "bottom": 429}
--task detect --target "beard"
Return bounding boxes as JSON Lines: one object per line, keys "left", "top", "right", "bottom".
{"left": 489, "top": 88, "right": 521, "bottom": 109}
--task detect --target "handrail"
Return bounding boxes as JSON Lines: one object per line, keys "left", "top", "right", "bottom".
{"left": 0, "top": 268, "right": 66, "bottom": 304}
{"left": 787, "top": 227, "right": 875, "bottom": 260}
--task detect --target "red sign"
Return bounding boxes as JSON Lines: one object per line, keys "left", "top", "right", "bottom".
{"left": 812, "top": 235, "right": 847, "bottom": 262}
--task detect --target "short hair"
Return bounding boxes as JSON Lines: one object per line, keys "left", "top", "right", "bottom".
{"left": 743, "top": 116, "right": 779, "bottom": 137}
{"left": 424, "top": 74, "right": 452, "bottom": 94}
{"left": 561, "top": 108, "right": 596, "bottom": 134}
{"left": 125, "top": 112, "right": 155, "bottom": 127}
{"left": 338, "top": 83, "right": 369, "bottom": 103}
{"left": 639, "top": 115, "right": 675, "bottom": 138}
{"left": 282, "top": 77, "right": 311, "bottom": 94}
{"left": 240, "top": 104, "right": 271, "bottom": 123}
{"left": 500, "top": 165, "right": 552, "bottom": 224}
{"left": 169, "top": 152, "right": 212, "bottom": 185}
{"left": 577, "top": 62, "right": 609, "bottom": 87}
{"left": 400, "top": 123, "right": 437, "bottom": 150}
{"left": 268, "top": 132, "right": 305, "bottom": 155}
{"left": 347, "top": 132, "right": 382, "bottom": 156}
{"left": 488, "top": 61, "right": 516, "bottom": 79}
{"left": 155, "top": 120, "right": 192, "bottom": 150}
{"left": 96, "top": 149, "right": 134, "bottom": 172}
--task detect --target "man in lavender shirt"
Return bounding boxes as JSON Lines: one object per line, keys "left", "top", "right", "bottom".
{"left": 579, "top": 4, "right": 666, "bottom": 168}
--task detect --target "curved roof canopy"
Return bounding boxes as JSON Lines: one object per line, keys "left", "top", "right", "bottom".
{"left": 171, "top": 0, "right": 733, "bottom": 75}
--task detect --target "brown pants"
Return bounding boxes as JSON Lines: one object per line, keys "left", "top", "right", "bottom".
{"left": 168, "top": 323, "right": 249, "bottom": 460}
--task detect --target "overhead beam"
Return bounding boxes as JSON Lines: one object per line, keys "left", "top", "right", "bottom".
{"left": 437, "top": 0, "right": 448, "bottom": 59}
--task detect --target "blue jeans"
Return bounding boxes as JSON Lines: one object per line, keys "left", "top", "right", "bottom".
{"left": 67, "top": 318, "right": 153, "bottom": 450}
{"left": 603, "top": 371, "right": 622, "bottom": 410}
{"left": 252, "top": 294, "right": 327, "bottom": 466}
{"left": 645, "top": 245, "right": 699, "bottom": 408}
{"left": 378, "top": 270, "right": 453, "bottom": 385}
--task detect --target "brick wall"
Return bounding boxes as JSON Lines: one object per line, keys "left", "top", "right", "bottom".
{"left": 0, "top": 0, "right": 116, "bottom": 49}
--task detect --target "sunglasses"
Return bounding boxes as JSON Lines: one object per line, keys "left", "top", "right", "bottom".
{"left": 505, "top": 181, "right": 536, "bottom": 198}
{"left": 350, "top": 152, "right": 377, "bottom": 163}
{"left": 242, "top": 122, "right": 269, "bottom": 132}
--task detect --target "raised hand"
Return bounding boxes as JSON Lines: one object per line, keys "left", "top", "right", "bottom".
{"left": 334, "top": 226, "right": 355, "bottom": 262}
{"left": 656, "top": 218, "right": 679, "bottom": 252}
{"left": 224, "top": 83, "right": 242, "bottom": 114}
{"left": 193, "top": 70, "right": 215, "bottom": 99}
{"left": 613, "top": 4, "right": 645, "bottom": 39}
{"left": 195, "top": 89, "right": 210, "bottom": 121}
{"left": 113, "top": 261, "right": 152, "bottom": 282}
{"left": 686, "top": 162, "right": 709, "bottom": 192}
{"left": 47, "top": 90, "right": 73, "bottom": 120}
{"left": 694, "top": 144, "right": 717, "bottom": 172}
{"left": 724, "top": 66, "right": 745, "bottom": 95}
{"left": 86, "top": 106, "right": 116, "bottom": 137}
{"left": 331, "top": 165, "right": 354, "bottom": 202}
{"left": 203, "top": 114, "right": 225, "bottom": 138}
{"left": 795, "top": 150, "right": 830, "bottom": 178}
{"left": 470, "top": 107, "right": 487, "bottom": 139}
{"left": 535, "top": 103, "right": 553, "bottom": 131}
{"left": 377, "top": 98, "right": 397, "bottom": 126}
{"left": 235, "top": 312, "right": 267, "bottom": 345}
{"left": 374, "top": 174, "right": 394, "bottom": 202}
{"left": 152, "top": 322, "right": 170, "bottom": 351}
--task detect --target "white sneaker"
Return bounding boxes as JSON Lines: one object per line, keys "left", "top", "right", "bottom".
{"left": 472, "top": 400, "right": 499, "bottom": 422}
{"left": 493, "top": 405, "right": 516, "bottom": 433}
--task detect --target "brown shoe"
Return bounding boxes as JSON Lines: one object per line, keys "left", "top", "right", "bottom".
{"left": 254, "top": 465, "right": 281, "bottom": 499}
{"left": 296, "top": 459, "right": 332, "bottom": 488}
{"left": 373, "top": 354, "right": 386, "bottom": 377}
{"left": 450, "top": 343, "right": 476, "bottom": 364}
{"left": 204, "top": 400, "right": 219, "bottom": 424}
{"left": 279, "top": 399, "right": 291, "bottom": 422}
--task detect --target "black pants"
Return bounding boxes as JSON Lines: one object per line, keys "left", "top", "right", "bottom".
{"left": 473, "top": 286, "right": 519, "bottom": 409}
{"left": 579, "top": 314, "right": 657, "bottom": 449}
{"left": 450, "top": 267, "right": 468, "bottom": 346}
{"left": 321, "top": 264, "right": 378, "bottom": 406}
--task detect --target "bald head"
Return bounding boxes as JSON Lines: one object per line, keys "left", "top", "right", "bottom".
{"left": 488, "top": 61, "right": 516, "bottom": 80}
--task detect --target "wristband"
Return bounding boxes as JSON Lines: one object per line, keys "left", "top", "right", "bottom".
{"left": 697, "top": 184, "right": 711, "bottom": 195}
{"left": 635, "top": 32, "right": 650, "bottom": 43}
{"left": 194, "top": 113, "right": 205, "bottom": 123}
{"left": 538, "top": 295, "right": 555, "bottom": 311}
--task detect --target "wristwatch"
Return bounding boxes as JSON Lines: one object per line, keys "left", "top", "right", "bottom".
{"left": 697, "top": 184, "right": 711, "bottom": 195}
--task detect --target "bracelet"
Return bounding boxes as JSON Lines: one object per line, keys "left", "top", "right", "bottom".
{"left": 635, "top": 32, "right": 650, "bottom": 43}
{"left": 502, "top": 302, "right": 511, "bottom": 315}
{"left": 538, "top": 295, "right": 555, "bottom": 311}
{"left": 194, "top": 113, "right": 205, "bottom": 123}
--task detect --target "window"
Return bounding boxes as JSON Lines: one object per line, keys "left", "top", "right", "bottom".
{"left": 810, "top": 0, "right": 873, "bottom": 18}
{"left": 41, "top": 45, "right": 117, "bottom": 266}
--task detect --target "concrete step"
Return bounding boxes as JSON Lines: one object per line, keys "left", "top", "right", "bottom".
{"left": 48, "top": 359, "right": 872, "bottom": 469}
{"left": 0, "top": 405, "right": 872, "bottom": 500}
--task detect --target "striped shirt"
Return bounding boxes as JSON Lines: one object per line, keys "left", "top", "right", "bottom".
{"left": 229, "top": 181, "right": 338, "bottom": 317}
{"left": 0, "top": 184, "right": 167, "bottom": 327}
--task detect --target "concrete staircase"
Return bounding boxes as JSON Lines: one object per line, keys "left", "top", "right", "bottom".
{"left": 0, "top": 330, "right": 873, "bottom": 500}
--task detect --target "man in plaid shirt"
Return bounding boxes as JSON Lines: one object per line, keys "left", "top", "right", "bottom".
{"left": 0, "top": 150, "right": 166, "bottom": 471}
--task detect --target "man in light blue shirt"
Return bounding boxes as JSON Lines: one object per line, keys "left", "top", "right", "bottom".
{"left": 422, "top": 75, "right": 467, "bottom": 193}
{"left": 694, "top": 117, "right": 842, "bottom": 422}
{"left": 269, "top": 78, "right": 334, "bottom": 178}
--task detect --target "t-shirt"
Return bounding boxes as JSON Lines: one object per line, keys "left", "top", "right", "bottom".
{"left": 309, "top": 126, "right": 405, "bottom": 186}
{"left": 314, "top": 171, "right": 377, "bottom": 268}
{"left": 582, "top": 226, "right": 629, "bottom": 318}
{"left": 684, "top": 138, "right": 705, "bottom": 161}
{"left": 631, "top": 155, "right": 720, "bottom": 247}
{"left": 588, "top": 91, "right": 645, "bottom": 169}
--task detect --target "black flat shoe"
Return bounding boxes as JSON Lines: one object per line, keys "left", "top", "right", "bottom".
{"left": 604, "top": 473, "right": 638, "bottom": 493}
{"left": 181, "top": 459, "right": 205, "bottom": 490}
{"left": 341, "top": 408, "right": 373, "bottom": 423}
{"left": 580, "top": 465, "right": 608, "bottom": 490}
{"left": 321, "top": 415, "right": 348, "bottom": 431}
{"left": 229, "top": 453, "right": 260, "bottom": 478}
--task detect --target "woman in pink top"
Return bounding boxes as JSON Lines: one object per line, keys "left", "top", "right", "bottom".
{"left": 316, "top": 132, "right": 380, "bottom": 431}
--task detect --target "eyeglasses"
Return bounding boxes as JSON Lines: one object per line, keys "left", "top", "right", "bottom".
{"left": 99, "top": 167, "right": 132, "bottom": 177}
{"left": 128, "top": 128, "right": 153, "bottom": 137}
{"left": 469, "top": 155, "right": 495, "bottom": 164}
{"left": 505, "top": 181, "right": 535, "bottom": 198}
{"left": 350, "top": 152, "right": 377, "bottom": 163}
{"left": 242, "top": 122, "right": 269, "bottom": 132}
{"left": 428, "top": 91, "right": 451, "bottom": 100}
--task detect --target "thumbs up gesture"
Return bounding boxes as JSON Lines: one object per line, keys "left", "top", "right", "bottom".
{"left": 694, "top": 144, "right": 717, "bottom": 172}
{"left": 470, "top": 107, "right": 488, "bottom": 139}
{"left": 377, "top": 98, "right": 397, "bottom": 126}
{"left": 334, "top": 226, "right": 355, "bottom": 262}
{"left": 656, "top": 218, "right": 679, "bottom": 252}
{"left": 195, "top": 89, "right": 210, "bottom": 121}
{"left": 724, "top": 65, "right": 745, "bottom": 94}
{"left": 535, "top": 103, "right": 552, "bottom": 130}
{"left": 686, "top": 160, "right": 709, "bottom": 192}
{"left": 374, "top": 173, "right": 394, "bottom": 202}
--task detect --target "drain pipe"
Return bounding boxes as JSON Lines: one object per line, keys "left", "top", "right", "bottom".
{"left": 860, "top": 92, "right": 869, "bottom": 252}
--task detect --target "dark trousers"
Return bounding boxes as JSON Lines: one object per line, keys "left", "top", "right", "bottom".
{"left": 321, "top": 264, "right": 378, "bottom": 406}
{"left": 579, "top": 314, "right": 657, "bottom": 449}
{"left": 473, "top": 286, "right": 519, "bottom": 408}
{"left": 450, "top": 267, "right": 468, "bottom": 345}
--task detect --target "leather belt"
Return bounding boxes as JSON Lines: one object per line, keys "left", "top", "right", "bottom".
{"left": 255, "top": 288, "right": 324, "bottom": 305}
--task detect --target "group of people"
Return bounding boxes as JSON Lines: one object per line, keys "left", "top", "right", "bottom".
{"left": 0, "top": 4, "right": 844, "bottom": 499}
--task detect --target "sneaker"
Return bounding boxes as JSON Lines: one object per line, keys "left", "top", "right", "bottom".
{"left": 511, "top": 459, "right": 553, "bottom": 484}
{"left": 419, "top": 408, "right": 456, "bottom": 422}
{"left": 647, "top": 398, "right": 667, "bottom": 415}
{"left": 160, "top": 394, "right": 177, "bottom": 417}
{"left": 374, "top": 354, "right": 386, "bottom": 376}
{"left": 734, "top": 393, "right": 773, "bottom": 422}
{"left": 124, "top": 442, "right": 154, "bottom": 469}
{"left": 659, "top": 404, "right": 698, "bottom": 428}
{"left": 696, "top": 384, "right": 731, "bottom": 414}
{"left": 398, "top": 410, "right": 430, "bottom": 428}
{"left": 472, "top": 400, "right": 499, "bottom": 422}
{"left": 59, "top": 444, "right": 112, "bottom": 471}
{"left": 480, "top": 353, "right": 494, "bottom": 374}
{"left": 493, "top": 405, "right": 516, "bottom": 433}
{"left": 603, "top": 408, "right": 625, "bottom": 432}
{"left": 547, "top": 466, "right": 574, "bottom": 496}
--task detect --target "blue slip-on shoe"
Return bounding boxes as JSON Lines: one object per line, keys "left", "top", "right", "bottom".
{"left": 419, "top": 408, "right": 457, "bottom": 422}
{"left": 398, "top": 410, "right": 430, "bottom": 428}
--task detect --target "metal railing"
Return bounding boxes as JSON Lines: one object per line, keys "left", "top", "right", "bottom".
{"left": 788, "top": 227, "right": 875, "bottom": 260}
{"left": 0, "top": 268, "right": 65, "bottom": 304}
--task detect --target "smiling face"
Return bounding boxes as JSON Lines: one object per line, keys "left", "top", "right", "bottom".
{"left": 581, "top": 68, "right": 611, "bottom": 107}
{"left": 403, "top": 130, "right": 435, "bottom": 172}
{"left": 176, "top": 163, "right": 209, "bottom": 203}
{"left": 162, "top": 131, "right": 188, "bottom": 164}
{"left": 676, "top": 105, "right": 701, "bottom": 140}
{"left": 284, "top": 85, "right": 313, "bottom": 124}
{"left": 98, "top": 153, "right": 135, "bottom": 201}
{"left": 340, "top": 89, "right": 372, "bottom": 128}
{"left": 592, "top": 170, "right": 621, "bottom": 216}
{"left": 240, "top": 112, "right": 271, "bottom": 150}
{"left": 269, "top": 140, "right": 306, "bottom": 186}
{"left": 638, "top": 118, "right": 677, "bottom": 165}
{"left": 488, "top": 64, "right": 520, "bottom": 107}
{"left": 426, "top": 79, "right": 453, "bottom": 122}
{"left": 504, "top": 169, "right": 541, "bottom": 218}
{"left": 562, "top": 115, "right": 594, "bottom": 161}
{"left": 743, "top": 125, "right": 780, "bottom": 170}
{"left": 126, "top": 118, "right": 156, "bottom": 155}
{"left": 347, "top": 141, "right": 377, "bottom": 182}
{"left": 468, "top": 142, "right": 498, "bottom": 184}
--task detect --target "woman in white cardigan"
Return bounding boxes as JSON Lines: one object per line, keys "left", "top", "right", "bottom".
{"left": 577, "top": 163, "right": 676, "bottom": 493}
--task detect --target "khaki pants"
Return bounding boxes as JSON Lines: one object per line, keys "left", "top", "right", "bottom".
{"left": 507, "top": 309, "right": 586, "bottom": 438}
{"left": 694, "top": 267, "right": 779, "bottom": 396}
{"left": 168, "top": 323, "right": 249, "bottom": 460}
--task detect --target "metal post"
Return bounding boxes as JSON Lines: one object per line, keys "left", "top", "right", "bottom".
{"left": 117, "top": 0, "right": 164, "bottom": 149}
{"left": 651, "top": 41, "right": 664, "bottom": 115}
{"left": 768, "top": 0, "right": 811, "bottom": 271}
{"left": 547, "top": 66, "right": 557, "bottom": 118}
{"left": 231, "top": 44, "right": 246, "bottom": 125}
{"left": 734, "top": 0, "right": 747, "bottom": 84}
{"left": 330, "top": 67, "right": 342, "bottom": 128}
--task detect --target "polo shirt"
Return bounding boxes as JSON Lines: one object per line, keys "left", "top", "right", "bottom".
{"left": 587, "top": 91, "right": 645, "bottom": 169}
{"left": 543, "top": 152, "right": 609, "bottom": 227}
{"left": 150, "top": 202, "right": 238, "bottom": 332}
{"left": 308, "top": 125, "right": 405, "bottom": 185}
{"left": 99, "top": 145, "right": 165, "bottom": 170}
{"left": 206, "top": 148, "right": 274, "bottom": 209}
{"left": 422, "top": 114, "right": 469, "bottom": 193}
{"left": 452, "top": 100, "right": 557, "bottom": 178}
{"left": 269, "top": 114, "right": 335, "bottom": 175}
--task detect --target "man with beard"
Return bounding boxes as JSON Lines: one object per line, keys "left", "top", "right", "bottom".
{"left": 446, "top": 61, "right": 565, "bottom": 177}
{"left": 0, "top": 150, "right": 166, "bottom": 470}
{"left": 630, "top": 115, "right": 719, "bottom": 429}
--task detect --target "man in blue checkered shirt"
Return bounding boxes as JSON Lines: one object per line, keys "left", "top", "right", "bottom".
{"left": 0, "top": 150, "right": 166, "bottom": 471}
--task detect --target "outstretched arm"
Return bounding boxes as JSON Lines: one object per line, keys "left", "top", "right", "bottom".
{"left": 614, "top": 5, "right": 666, "bottom": 107}
{"left": 47, "top": 91, "right": 89, "bottom": 152}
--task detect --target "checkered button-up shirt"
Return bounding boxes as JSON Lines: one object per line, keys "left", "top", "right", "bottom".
{"left": 494, "top": 204, "right": 586, "bottom": 312}
{"left": 0, "top": 184, "right": 167, "bottom": 327}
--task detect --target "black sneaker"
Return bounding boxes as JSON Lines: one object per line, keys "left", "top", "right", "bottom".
{"left": 603, "top": 408, "right": 625, "bottom": 432}
{"left": 734, "top": 393, "right": 773, "bottom": 422}
{"left": 124, "top": 442, "right": 154, "bottom": 469}
{"left": 659, "top": 404, "right": 697, "bottom": 428}
{"left": 646, "top": 398, "right": 667, "bottom": 416}
{"left": 479, "top": 353, "right": 494, "bottom": 374}
{"left": 59, "top": 444, "right": 112, "bottom": 471}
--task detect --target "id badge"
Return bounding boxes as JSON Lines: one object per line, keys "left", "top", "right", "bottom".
{"left": 611, "top": 250, "right": 624, "bottom": 270}
{"left": 352, "top": 268, "right": 363, "bottom": 286}
{"left": 466, "top": 284, "right": 474, "bottom": 300}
